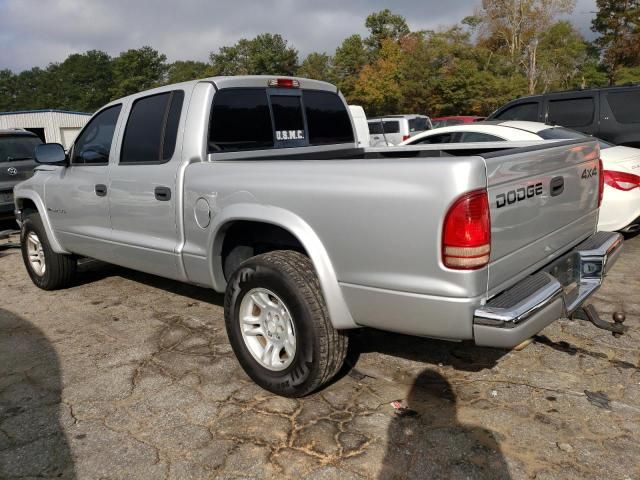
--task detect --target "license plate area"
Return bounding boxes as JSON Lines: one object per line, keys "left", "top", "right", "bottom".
{"left": 542, "top": 251, "right": 580, "bottom": 288}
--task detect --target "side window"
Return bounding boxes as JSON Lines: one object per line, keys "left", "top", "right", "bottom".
{"left": 120, "top": 90, "right": 184, "bottom": 164}
{"left": 413, "top": 133, "right": 458, "bottom": 144}
{"left": 547, "top": 97, "right": 594, "bottom": 127}
{"left": 368, "top": 121, "right": 383, "bottom": 134}
{"left": 209, "top": 89, "right": 273, "bottom": 152}
{"left": 303, "top": 90, "right": 354, "bottom": 145}
{"left": 72, "top": 105, "right": 122, "bottom": 165}
{"left": 495, "top": 102, "right": 539, "bottom": 121}
{"left": 606, "top": 90, "right": 640, "bottom": 124}
{"left": 382, "top": 121, "right": 400, "bottom": 133}
{"left": 460, "top": 132, "right": 504, "bottom": 142}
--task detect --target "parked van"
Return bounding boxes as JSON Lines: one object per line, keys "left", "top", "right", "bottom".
{"left": 488, "top": 85, "right": 640, "bottom": 147}
{"left": 367, "top": 114, "right": 432, "bottom": 146}
{"left": 348, "top": 105, "right": 370, "bottom": 147}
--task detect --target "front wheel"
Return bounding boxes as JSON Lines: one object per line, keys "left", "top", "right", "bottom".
{"left": 224, "top": 250, "right": 348, "bottom": 397}
{"left": 21, "top": 213, "right": 76, "bottom": 290}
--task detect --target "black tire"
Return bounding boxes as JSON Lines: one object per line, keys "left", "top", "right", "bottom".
{"left": 224, "top": 250, "right": 348, "bottom": 397}
{"left": 20, "top": 213, "right": 76, "bottom": 290}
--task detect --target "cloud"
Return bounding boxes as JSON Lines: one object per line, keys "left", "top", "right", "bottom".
{"left": 0, "top": 0, "right": 598, "bottom": 72}
{"left": 0, "top": 0, "right": 478, "bottom": 71}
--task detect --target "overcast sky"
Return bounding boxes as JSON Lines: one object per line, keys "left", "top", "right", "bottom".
{"left": 0, "top": 0, "right": 598, "bottom": 72}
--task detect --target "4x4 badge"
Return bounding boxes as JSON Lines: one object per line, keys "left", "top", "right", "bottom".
{"left": 7, "top": 167, "right": 17, "bottom": 176}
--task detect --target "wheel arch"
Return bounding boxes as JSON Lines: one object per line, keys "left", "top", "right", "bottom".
{"left": 209, "top": 204, "right": 357, "bottom": 330}
{"left": 14, "top": 192, "right": 69, "bottom": 254}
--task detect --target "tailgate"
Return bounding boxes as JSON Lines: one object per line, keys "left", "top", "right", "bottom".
{"left": 483, "top": 140, "right": 600, "bottom": 295}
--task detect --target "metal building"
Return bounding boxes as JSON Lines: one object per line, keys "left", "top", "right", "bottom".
{"left": 0, "top": 110, "right": 91, "bottom": 148}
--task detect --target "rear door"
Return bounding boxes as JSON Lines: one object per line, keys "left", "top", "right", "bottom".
{"left": 107, "top": 89, "right": 186, "bottom": 279}
{"left": 483, "top": 140, "right": 600, "bottom": 295}
{"left": 544, "top": 93, "right": 598, "bottom": 136}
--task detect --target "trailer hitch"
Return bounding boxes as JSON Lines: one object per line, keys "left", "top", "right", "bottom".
{"left": 571, "top": 304, "right": 628, "bottom": 337}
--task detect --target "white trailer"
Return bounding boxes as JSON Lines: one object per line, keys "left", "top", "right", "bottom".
{"left": 0, "top": 110, "right": 91, "bottom": 148}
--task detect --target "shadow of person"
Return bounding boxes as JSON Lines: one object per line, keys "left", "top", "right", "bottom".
{"left": 0, "top": 308, "right": 75, "bottom": 478}
{"left": 379, "top": 369, "right": 510, "bottom": 480}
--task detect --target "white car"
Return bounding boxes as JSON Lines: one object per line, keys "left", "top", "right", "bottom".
{"left": 402, "top": 121, "right": 640, "bottom": 233}
{"left": 368, "top": 114, "right": 432, "bottom": 146}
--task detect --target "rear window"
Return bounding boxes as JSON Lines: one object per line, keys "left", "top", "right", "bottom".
{"left": 538, "top": 127, "right": 612, "bottom": 149}
{"left": 272, "top": 95, "right": 305, "bottom": 145}
{"left": 209, "top": 88, "right": 353, "bottom": 153}
{"left": 408, "top": 117, "right": 429, "bottom": 132}
{"left": 303, "top": 90, "right": 354, "bottom": 145}
{"left": 460, "top": 132, "right": 504, "bottom": 142}
{"left": 0, "top": 135, "right": 42, "bottom": 162}
{"left": 495, "top": 102, "right": 539, "bottom": 121}
{"left": 606, "top": 90, "right": 640, "bottom": 124}
{"left": 412, "top": 132, "right": 457, "bottom": 144}
{"left": 547, "top": 97, "right": 594, "bottom": 127}
{"left": 209, "top": 89, "right": 274, "bottom": 152}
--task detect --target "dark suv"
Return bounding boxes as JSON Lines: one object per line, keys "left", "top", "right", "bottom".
{"left": 487, "top": 85, "right": 640, "bottom": 147}
{"left": 1, "top": 129, "right": 41, "bottom": 218}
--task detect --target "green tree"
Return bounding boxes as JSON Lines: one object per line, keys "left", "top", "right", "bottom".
{"left": 297, "top": 53, "right": 334, "bottom": 82}
{"left": 364, "top": 9, "right": 410, "bottom": 53}
{"left": 0, "top": 69, "right": 18, "bottom": 111}
{"left": 535, "top": 22, "right": 587, "bottom": 92}
{"left": 52, "top": 50, "right": 113, "bottom": 111}
{"left": 351, "top": 39, "right": 403, "bottom": 116}
{"left": 592, "top": 0, "right": 640, "bottom": 84}
{"left": 332, "top": 34, "right": 368, "bottom": 97}
{"left": 209, "top": 33, "right": 298, "bottom": 76}
{"left": 111, "top": 46, "right": 167, "bottom": 98}
{"left": 166, "top": 60, "right": 212, "bottom": 84}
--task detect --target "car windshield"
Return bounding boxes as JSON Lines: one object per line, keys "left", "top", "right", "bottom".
{"left": 537, "top": 127, "right": 612, "bottom": 149}
{"left": 0, "top": 135, "right": 42, "bottom": 162}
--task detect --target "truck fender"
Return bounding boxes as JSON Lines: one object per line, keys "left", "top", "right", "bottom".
{"left": 14, "top": 191, "right": 69, "bottom": 254}
{"left": 209, "top": 204, "right": 358, "bottom": 330}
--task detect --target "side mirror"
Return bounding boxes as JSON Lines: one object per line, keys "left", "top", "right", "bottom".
{"left": 35, "top": 143, "right": 67, "bottom": 166}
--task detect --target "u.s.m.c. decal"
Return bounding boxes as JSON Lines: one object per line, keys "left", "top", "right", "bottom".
{"left": 496, "top": 182, "right": 543, "bottom": 208}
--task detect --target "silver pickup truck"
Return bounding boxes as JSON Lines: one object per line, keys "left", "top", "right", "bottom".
{"left": 14, "top": 76, "right": 622, "bottom": 397}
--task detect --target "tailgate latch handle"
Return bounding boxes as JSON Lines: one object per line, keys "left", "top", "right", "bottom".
{"left": 154, "top": 186, "right": 172, "bottom": 201}
{"left": 550, "top": 176, "right": 564, "bottom": 197}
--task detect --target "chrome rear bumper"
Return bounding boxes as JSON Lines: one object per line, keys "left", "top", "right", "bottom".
{"left": 474, "top": 232, "right": 623, "bottom": 348}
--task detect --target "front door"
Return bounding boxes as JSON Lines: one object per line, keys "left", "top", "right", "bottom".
{"left": 45, "top": 104, "right": 122, "bottom": 259}
{"left": 107, "top": 90, "right": 185, "bottom": 279}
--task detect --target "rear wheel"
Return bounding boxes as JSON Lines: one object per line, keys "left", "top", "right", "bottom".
{"left": 224, "top": 250, "right": 348, "bottom": 397}
{"left": 21, "top": 213, "right": 76, "bottom": 290}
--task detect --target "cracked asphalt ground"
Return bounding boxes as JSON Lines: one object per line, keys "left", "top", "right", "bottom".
{"left": 0, "top": 223, "right": 638, "bottom": 480}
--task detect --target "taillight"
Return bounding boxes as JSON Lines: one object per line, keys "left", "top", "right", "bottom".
{"left": 402, "top": 135, "right": 410, "bottom": 141}
{"left": 268, "top": 78, "right": 300, "bottom": 88}
{"left": 603, "top": 169, "right": 640, "bottom": 191}
{"left": 598, "top": 159, "right": 605, "bottom": 207}
{"left": 442, "top": 189, "right": 491, "bottom": 270}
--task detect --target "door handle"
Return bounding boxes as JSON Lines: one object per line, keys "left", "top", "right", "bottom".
{"left": 95, "top": 184, "right": 107, "bottom": 197}
{"left": 550, "top": 176, "right": 564, "bottom": 197}
{"left": 154, "top": 186, "right": 172, "bottom": 201}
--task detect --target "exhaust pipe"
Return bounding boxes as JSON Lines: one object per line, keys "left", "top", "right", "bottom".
{"left": 621, "top": 223, "right": 640, "bottom": 233}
